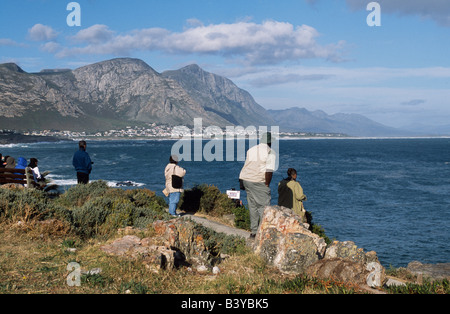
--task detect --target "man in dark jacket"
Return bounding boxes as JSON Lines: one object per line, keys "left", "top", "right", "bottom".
{"left": 72, "top": 140, "right": 92, "bottom": 184}
{"left": 278, "top": 177, "right": 293, "bottom": 209}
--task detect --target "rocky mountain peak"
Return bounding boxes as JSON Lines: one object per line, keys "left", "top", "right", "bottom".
{"left": 0, "top": 58, "right": 411, "bottom": 136}
{"left": 73, "top": 58, "right": 158, "bottom": 78}
{"left": 0, "top": 63, "right": 26, "bottom": 74}
{"left": 0, "top": 58, "right": 274, "bottom": 131}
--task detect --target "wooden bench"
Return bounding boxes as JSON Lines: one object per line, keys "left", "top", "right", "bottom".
{"left": 0, "top": 167, "right": 36, "bottom": 188}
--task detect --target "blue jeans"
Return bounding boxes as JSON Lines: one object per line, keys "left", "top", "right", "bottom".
{"left": 169, "top": 192, "right": 181, "bottom": 215}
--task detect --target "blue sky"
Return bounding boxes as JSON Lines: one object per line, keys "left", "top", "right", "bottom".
{"left": 1, "top": 0, "right": 450, "bottom": 129}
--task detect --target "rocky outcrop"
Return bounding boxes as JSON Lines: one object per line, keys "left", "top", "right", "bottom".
{"left": 152, "top": 218, "right": 210, "bottom": 266}
{"left": 100, "top": 234, "right": 179, "bottom": 270}
{"left": 253, "top": 206, "right": 386, "bottom": 288}
{"left": 306, "top": 241, "right": 386, "bottom": 288}
{"left": 100, "top": 218, "right": 215, "bottom": 271}
{"left": 253, "top": 206, "right": 327, "bottom": 274}
{"left": 407, "top": 261, "right": 450, "bottom": 282}
{"left": 99, "top": 206, "right": 412, "bottom": 289}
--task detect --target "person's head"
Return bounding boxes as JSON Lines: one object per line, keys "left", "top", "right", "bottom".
{"left": 79, "top": 140, "right": 87, "bottom": 151}
{"left": 287, "top": 168, "right": 297, "bottom": 181}
{"left": 5, "top": 156, "right": 15, "bottom": 168}
{"left": 261, "top": 132, "right": 272, "bottom": 147}
{"left": 29, "top": 158, "right": 38, "bottom": 168}
{"left": 169, "top": 155, "right": 179, "bottom": 164}
{"left": 17, "top": 157, "right": 27, "bottom": 167}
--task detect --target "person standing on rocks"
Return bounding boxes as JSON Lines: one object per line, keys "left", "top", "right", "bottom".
{"left": 72, "top": 140, "right": 93, "bottom": 184}
{"left": 239, "top": 132, "right": 277, "bottom": 238}
{"left": 278, "top": 168, "right": 307, "bottom": 222}
{"left": 164, "top": 155, "right": 186, "bottom": 217}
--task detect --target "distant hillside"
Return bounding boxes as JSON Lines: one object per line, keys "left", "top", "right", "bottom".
{"left": 268, "top": 107, "right": 414, "bottom": 137}
{"left": 0, "top": 58, "right": 273, "bottom": 132}
{"left": 0, "top": 58, "right": 423, "bottom": 137}
{"left": 162, "top": 64, "right": 274, "bottom": 127}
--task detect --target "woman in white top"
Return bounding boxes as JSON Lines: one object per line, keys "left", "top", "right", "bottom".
{"left": 164, "top": 155, "right": 186, "bottom": 217}
{"left": 28, "top": 158, "right": 47, "bottom": 188}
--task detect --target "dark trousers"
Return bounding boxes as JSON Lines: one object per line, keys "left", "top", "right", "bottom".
{"left": 77, "top": 172, "right": 89, "bottom": 184}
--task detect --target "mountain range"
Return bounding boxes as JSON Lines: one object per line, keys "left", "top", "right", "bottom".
{"left": 268, "top": 107, "right": 416, "bottom": 137}
{"left": 0, "top": 58, "right": 422, "bottom": 137}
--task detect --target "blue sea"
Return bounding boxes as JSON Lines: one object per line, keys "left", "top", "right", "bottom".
{"left": 1, "top": 138, "right": 449, "bottom": 268}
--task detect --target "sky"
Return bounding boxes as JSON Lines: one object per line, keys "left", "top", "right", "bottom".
{"left": 1, "top": 0, "right": 449, "bottom": 129}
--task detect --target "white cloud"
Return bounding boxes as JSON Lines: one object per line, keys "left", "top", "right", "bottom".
{"left": 0, "top": 38, "right": 21, "bottom": 47}
{"left": 401, "top": 99, "right": 426, "bottom": 106}
{"left": 55, "top": 20, "right": 346, "bottom": 65}
{"left": 249, "top": 73, "right": 334, "bottom": 87}
{"left": 72, "top": 24, "right": 115, "bottom": 44}
{"left": 41, "top": 42, "right": 61, "bottom": 53}
{"left": 28, "top": 24, "right": 59, "bottom": 42}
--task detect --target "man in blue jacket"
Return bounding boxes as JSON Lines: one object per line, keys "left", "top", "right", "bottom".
{"left": 72, "top": 140, "right": 93, "bottom": 184}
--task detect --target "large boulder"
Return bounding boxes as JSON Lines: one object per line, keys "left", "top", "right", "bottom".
{"left": 253, "top": 206, "right": 327, "bottom": 274}
{"left": 100, "top": 218, "right": 212, "bottom": 270}
{"left": 153, "top": 218, "right": 210, "bottom": 266}
{"left": 253, "top": 206, "right": 386, "bottom": 288}
{"left": 407, "top": 261, "right": 450, "bottom": 282}
{"left": 306, "top": 241, "right": 386, "bottom": 288}
{"left": 100, "top": 235, "right": 178, "bottom": 270}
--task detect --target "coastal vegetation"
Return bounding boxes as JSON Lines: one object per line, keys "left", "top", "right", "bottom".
{"left": 0, "top": 182, "right": 447, "bottom": 294}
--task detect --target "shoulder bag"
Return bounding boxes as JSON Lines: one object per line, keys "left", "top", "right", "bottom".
{"left": 172, "top": 165, "right": 183, "bottom": 189}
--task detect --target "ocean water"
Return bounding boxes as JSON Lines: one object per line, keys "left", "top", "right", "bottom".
{"left": 1, "top": 138, "right": 449, "bottom": 268}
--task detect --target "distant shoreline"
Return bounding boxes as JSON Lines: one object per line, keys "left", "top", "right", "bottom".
{"left": 64, "top": 135, "right": 450, "bottom": 141}
{"left": 0, "top": 133, "right": 71, "bottom": 145}
{"left": 2, "top": 133, "right": 450, "bottom": 146}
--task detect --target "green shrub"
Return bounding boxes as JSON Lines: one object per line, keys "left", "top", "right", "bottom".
{"left": 306, "top": 211, "right": 331, "bottom": 245}
{"left": 70, "top": 198, "right": 112, "bottom": 238}
{"left": 179, "top": 185, "right": 235, "bottom": 217}
{"left": 192, "top": 223, "right": 247, "bottom": 257}
{"left": 258, "top": 275, "right": 356, "bottom": 294}
{"left": 232, "top": 205, "right": 251, "bottom": 231}
{"left": 126, "top": 189, "right": 166, "bottom": 209}
{"left": 57, "top": 180, "right": 110, "bottom": 208}
{"left": 386, "top": 279, "right": 449, "bottom": 294}
{"left": 0, "top": 181, "right": 170, "bottom": 238}
{"left": 119, "top": 280, "right": 149, "bottom": 294}
{"left": 81, "top": 273, "right": 113, "bottom": 289}
{"left": 0, "top": 188, "right": 50, "bottom": 222}
{"left": 199, "top": 185, "right": 234, "bottom": 216}
{"left": 67, "top": 185, "right": 171, "bottom": 238}
{"left": 179, "top": 186, "right": 204, "bottom": 212}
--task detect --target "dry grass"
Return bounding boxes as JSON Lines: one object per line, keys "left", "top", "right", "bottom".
{"left": 7, "top": 218, "right": 440, "bottom": 295}
{"left": 1, "top": 184, "right": 446, "bottom": 295}
{"left": 0, "top": 218, "right": 289, "bottom": 294}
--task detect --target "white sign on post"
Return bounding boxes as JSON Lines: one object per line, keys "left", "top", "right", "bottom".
{"left": 226, "top": 190, "right": 240, "bottom": 200}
